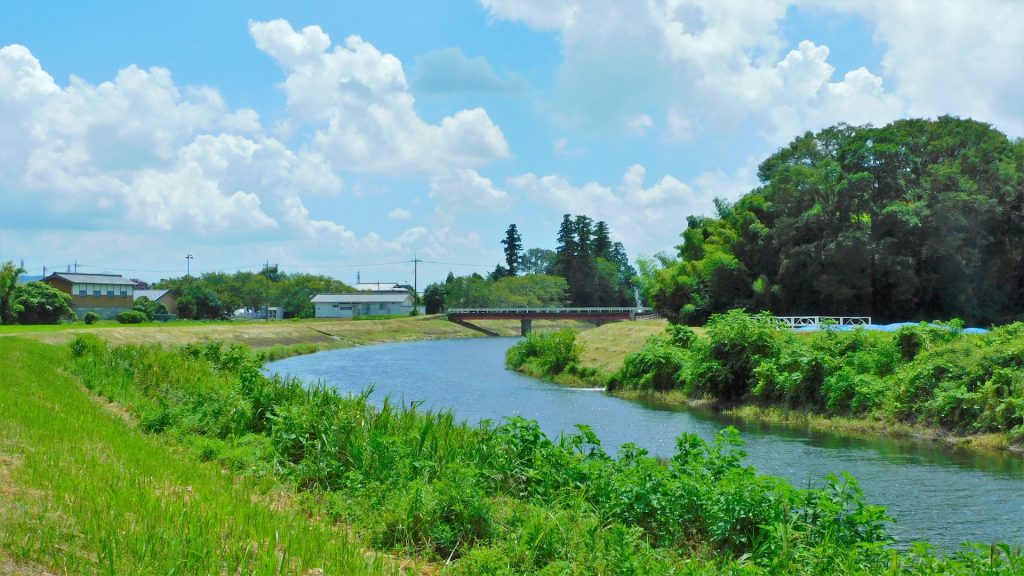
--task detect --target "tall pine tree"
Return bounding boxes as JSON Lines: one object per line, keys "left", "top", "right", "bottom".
{"left": 501, "top": 224, "right": 523, "bottom": 276}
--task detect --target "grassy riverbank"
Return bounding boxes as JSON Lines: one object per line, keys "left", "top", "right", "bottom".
{"left": 514, "top": 316, "right": 1024, "bottom": 455}
{"left": 0, "top": 337, "right": 404, "bottom": 575}
{"left": 3, "top": 330, "right": 1023, "bottom": 573}
{"left": 11, "top": 335, "right": 1024, "bottom": 573}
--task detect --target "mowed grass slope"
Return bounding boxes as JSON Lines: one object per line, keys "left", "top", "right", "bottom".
{"left": 0, "top": 337, "right": 401, "bottom": 575}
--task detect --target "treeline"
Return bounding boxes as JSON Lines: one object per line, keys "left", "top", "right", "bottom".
{"left": 155, "top": 264, "right": 354, "bottom": 319}
{"left": 641, "top": 117, "right": 1024, "bottom": 325}
{"left": 67, "top": 336, "right": 1024, "bottom": 574}
{"left": 426, "top": 216, "right": 637, "bottom": 311}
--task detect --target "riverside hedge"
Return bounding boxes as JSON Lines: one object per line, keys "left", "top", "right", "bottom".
{"left": 605, "top": 310, "right": 1024, "bottom": 443}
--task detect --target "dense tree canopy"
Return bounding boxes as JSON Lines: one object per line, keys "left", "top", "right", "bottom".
{"left": 640, "top": 117, "right": 1024, "bottom": 325}
{"left": 14, "top": 281, "right": 75, "bottom": 324}
{"left": 427, "top": 216, "right": 637, "bottom": 311}
{"left": 156, "top": 269, "right": 354, "bottom": 319}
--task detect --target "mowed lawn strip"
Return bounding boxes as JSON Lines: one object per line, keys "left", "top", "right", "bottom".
{"left": 0, "top": 337, "right": 401, "bottom": 575}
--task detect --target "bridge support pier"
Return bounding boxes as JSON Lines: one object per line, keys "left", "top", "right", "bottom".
{"left": 520, "top": 319, "right": 532, "bottom": 336}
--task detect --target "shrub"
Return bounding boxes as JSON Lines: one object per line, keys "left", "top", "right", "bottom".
{"left": 505, "top": 329, "right": 581, "bottom": 376}
{"left": 609, "top": 337, "right": 687, "bottom": 391}
{"left": 116, "top": 310, "right": 148, "bottom": 324}
{"left": 895, "top": 326, "right": 925, "bottom": 360}
{"left": 691, "top": 310, "right": 789, "bottom": 401}
{"left": 83, "top": 311, "right": 100, "bottom": 325}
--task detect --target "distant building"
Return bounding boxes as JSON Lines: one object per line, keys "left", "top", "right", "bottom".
{"left": 133, "top": 289, "right": 178, "bottom": 316}
{"left": 43, "top": 272, "right": 135, "bottom": 320}
{"left": 312, "top": 293, "right": 416, "bottom": 318}
{"left": 355, "top": 282, "right": 410, "bottom": 293}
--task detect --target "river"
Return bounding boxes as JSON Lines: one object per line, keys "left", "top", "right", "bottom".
{"left": 266, "top": 337, "right": 1024, "bottom": 550}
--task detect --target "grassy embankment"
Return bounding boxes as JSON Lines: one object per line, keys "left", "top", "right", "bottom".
{"left": 0, "top": 337, "right": 407, "bottom": 575}
{"left": 5, "top": 333, "right": 1022, "bottom": 574}
{"left": 511, "top": 314, "right": 1024, "bottom": 454}
{"left": 0, "top": 315, "right": 586, "bottom": 360}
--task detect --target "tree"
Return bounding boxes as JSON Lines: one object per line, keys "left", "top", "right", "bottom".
{"left": 501, "top": 224, "right": 523, "bottom": 276}
{"left": 643, "top": 116, "right": 1024, "bottom": 325}
{"left": 423, "top": 283, "right": 446, "bottom": 314}
{"left": 14, "top": 282, "right": 74, "bottom": 324}
{"left": 0, "top": 261, "right": 25, "bottom": 324}
{"left": 133, "top": 296, "right": 168, "bottom": 321}
{"left": 519, "top": 248, "right": 557, "bottom": 275}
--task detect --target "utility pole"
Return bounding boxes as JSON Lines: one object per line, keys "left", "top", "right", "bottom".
{"left": 73, "top": 260, "right": 79, "bottom": 273}
{"left": 412, "top": 255, "right": 423, "bottom": 307}
{"left": 265, "top": 260, "right": 271, "bottom": 321}
{"left": 185, "top": 253, "right": 193, "bottom": 276}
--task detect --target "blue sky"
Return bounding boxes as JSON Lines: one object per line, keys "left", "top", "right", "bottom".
{"left": 1, "top": 1, "right": 1021, "bottom": 287}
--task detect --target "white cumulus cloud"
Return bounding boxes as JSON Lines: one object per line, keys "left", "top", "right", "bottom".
{"left": 249, "top": 19, "right": 511, "bottom": 173}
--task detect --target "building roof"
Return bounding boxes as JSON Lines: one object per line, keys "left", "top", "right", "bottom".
{"left": 311, "top": 293, "right": 413, "bottom": 304}
{"left": 355, "top": 282, "right": 409, "bottom": 292}
{"left": 134, "top": 289, "right": 172, "bottom": 301}
{"left": 43, "top": 272, "right": 136, "bottom": 286}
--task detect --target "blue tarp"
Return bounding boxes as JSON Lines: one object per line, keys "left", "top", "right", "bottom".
{"left": 794, "top": 322, "right": 989, "bottom": 333}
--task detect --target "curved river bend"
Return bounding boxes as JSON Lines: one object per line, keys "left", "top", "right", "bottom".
{"left": 267, "top": 337, "right": 1024, "bottom": 550}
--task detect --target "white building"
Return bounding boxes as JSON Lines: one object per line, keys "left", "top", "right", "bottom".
{"left": 312, "top": 293, "right": 416, "bottom": 318}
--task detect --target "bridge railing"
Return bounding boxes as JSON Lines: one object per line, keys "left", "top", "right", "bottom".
{"left": 446, "top": 307, "right": 655, "bottom": 316}
{"left": 770, "top": 316, "right": 872, "bottom": 328}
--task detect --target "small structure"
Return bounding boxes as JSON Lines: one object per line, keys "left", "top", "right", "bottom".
{"left": 312, "top": 293, "right": 416, "bottom": 318}
{"left": 43, "top": 272, "right": 135, "bottom": 320}
{"left": 355, "top": 282, "right": 410, "bottom": 293}
{"left": 133, "top": 289, "right": 178, "bottom": 316}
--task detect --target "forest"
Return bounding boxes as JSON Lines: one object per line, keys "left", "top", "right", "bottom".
{"left": 640, "top": 117, "right": 1024, "bottom": 326}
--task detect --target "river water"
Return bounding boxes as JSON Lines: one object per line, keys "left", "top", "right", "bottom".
{"left": 266, "top": 337, "right": 1024, "bottom": 550}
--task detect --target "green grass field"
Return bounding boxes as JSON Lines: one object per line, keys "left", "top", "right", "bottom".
{"left": 0, "top": 337, "right": 414, "bottom": 575}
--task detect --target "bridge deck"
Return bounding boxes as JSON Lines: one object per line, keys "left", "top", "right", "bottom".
{"left": 446, "top": 307, "right": 655, "bottom": 321}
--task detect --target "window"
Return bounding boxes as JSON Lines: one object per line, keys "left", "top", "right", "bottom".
{"left": 379, "top": 303, "right": 387, "bottom": 311}
{"left": 107, "top": 288, "right": 114, "bottom": 296}
{"left": 79, "top": 289, "right": 87, "bottom": 297}
{"left": 93, "top": 289, "right": 100, "bottom": 297}
{"left": 120, "top": 289, "right": 127, "bottom": 296}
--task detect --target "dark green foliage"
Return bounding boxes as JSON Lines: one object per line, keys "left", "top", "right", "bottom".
{"left": 132, "top": 296, "right": 167, "bottom": 321}
{"left": 116, "top": 310, "right": 148, "bottom": 324}
{"left": 155, "top": 268, "right": 354, "bottom": 319}
{"left": 0, "top": 261, "right": 25, "bottom": 324}
{"left": 14, "top": 281, "right": 75, "bottom": 324}
{"left": 612, "top": 309, "right": 1024, "bottom": 437}
{"left": 641, "top": 117, "right": 1024, "bottom": 325}
{"left": 506, "top": 329, "right": 583, "bottom": 376}
{"left": 83, "top": 312, "right": 99, "bottom": 324}
{"left": 607, "top": 336, "right": 687, "bottom": 392}
{"left": 423, "top": 283, "right": 446, "bottom": 313}
{"left": 66, "top": 337, "right": 1022, "bottom": 574}
{"left": 444, "top": 274, "right": 568, "bottom": 308}
{"left": 501, "top": 224, "right": 523, "bottom": 276}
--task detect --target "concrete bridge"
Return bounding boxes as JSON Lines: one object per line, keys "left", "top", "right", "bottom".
{"left": 446, "top": 307, "right": 657, "bottom": 336}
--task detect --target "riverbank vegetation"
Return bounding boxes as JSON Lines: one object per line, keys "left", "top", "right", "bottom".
{"left": 638, "top": 117, "right": 1024, "bottom": 326}
{"left": 603, "top": 311, "right": 1024, "bottom": 450}
{"left": 3, "top": 334, "right": 1008, "bottom": 574}
{"left": 0, "top": 338, "right": 395, "bottom": 574}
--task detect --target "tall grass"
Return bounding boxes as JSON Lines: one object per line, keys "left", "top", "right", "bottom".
{"left": 0, "top": 337, "right": 395, "bottom": 575}
{"left": 48, "top": 334, "right": 1024, "bottom": 574}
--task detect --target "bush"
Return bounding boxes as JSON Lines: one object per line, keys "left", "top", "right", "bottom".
{"left": 609, "top": 337, "right": 687, "bottom": 392}
{"left": 690, "top": 310, "right": 789, "bottom": 401}
{"left": 83, "top": 311, "right": 100, "bottom": 325}
{"left": 505, "top": 329, "right": 582, "bottom": 376}
{"left": 116, "top": 310, "right": 148, "bottom": 324}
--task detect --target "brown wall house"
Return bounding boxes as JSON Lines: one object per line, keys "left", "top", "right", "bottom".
{"left": 43, "top": 272, "right": 136, "bottom": 320}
